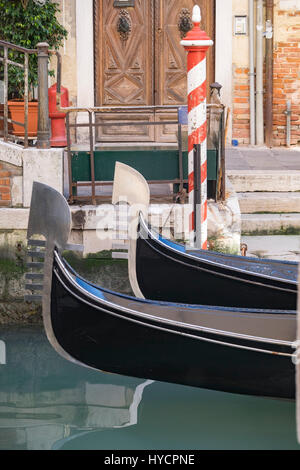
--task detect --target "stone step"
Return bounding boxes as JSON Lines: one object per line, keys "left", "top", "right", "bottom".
{"left": 242, "top": 213, "right": 300, "bottom": 235}
{"left": 241, "top": 235, "right": 300, "bottom": 261}
{"left": 237, "top": 192, "right": 300, "bottom": 214}
{"left": 228, "top": 170, "right": 300, "bottom": 192}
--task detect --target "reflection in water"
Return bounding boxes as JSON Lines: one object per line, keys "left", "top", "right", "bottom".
{"left": 0, "top": 326, "right": 152, "bottom": 450}
{"left": 0, "top": 326, "right": 299, "bottom": 450}
{"left": 0, "top": 341, "right": 5, "bottom": 365}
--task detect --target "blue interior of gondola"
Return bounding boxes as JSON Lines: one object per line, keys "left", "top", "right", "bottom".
{"left": 71, "top": 263, "right": 295, "bottom": 314}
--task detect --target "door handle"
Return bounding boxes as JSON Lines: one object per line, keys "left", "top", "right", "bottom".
{"left": 178, "top": 8, "right": 193, "bottom": 38}
{"left": 117, "top": 9, "right": 132, "bottom": 41}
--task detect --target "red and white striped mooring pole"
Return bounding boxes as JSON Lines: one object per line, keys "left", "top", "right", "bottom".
{"left": 181, "top": 5, "right": 213, "bottom": 249}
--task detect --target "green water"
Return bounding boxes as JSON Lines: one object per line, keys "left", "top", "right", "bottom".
{"left": 0, "top": 325, "right": 299, "bottom": 451}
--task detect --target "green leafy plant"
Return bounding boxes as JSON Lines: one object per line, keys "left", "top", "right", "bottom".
{"left": 0, "top": 0, "right": 67, "bottom": 99}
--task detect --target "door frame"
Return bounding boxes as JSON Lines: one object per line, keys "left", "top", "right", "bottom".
{"left": 75, "top": 0, "right": 233, "bottom": 140}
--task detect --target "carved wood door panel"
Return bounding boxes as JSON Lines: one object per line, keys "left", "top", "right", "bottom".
{"left": 154, "top": 0, "right": 215, "bottom": 142}
{"left": 94, "top": 0, "right": 215, "bottom": 143}
{"left": 95, "top": 0, "right": 154, "bottom": 142}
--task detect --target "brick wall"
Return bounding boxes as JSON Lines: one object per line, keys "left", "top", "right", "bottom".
{"left": 232, "top": 49, "right": 300, "bottom": 147}
{"left": 231, "top": 5, "right": 300, "bottom": 147}
{"left": 273, "top": 35, "right": 300, "bottom": 146}
{"left": 0, "top": 161, "right": 22, "bottom": 208}
{"left": 0, "top": 163, "right": 12, "bottom": 207}
{"left": 232, "top": 67, "right": 251, "bottom": 145}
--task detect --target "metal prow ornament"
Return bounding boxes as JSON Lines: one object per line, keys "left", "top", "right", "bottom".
{"left": 112, "top": 162, "right": 150, "bottom": 299}
{"left": 26, "top": 182, "right": 83, "bottom": 367}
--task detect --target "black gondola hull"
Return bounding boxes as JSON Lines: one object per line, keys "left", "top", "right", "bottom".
{"left": 51, "top": 257, "right": 295, "bottom": 400}
{"left": 135, "top": 219, "right": 298, "bottom": 310}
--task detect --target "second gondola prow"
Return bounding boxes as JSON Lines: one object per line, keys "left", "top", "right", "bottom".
{"left": 112, "top": 162, "right": 298, "bottom": 310}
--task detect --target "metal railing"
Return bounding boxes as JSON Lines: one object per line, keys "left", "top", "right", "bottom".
{"left": 0, "top": 40, "right": 51, "bottom": 149}
{"left": 53, "top": 51, "right": 226, "bottom": 204}
{"left": 66, "top": 105, "right": 188, "bottom": 204}
{"left": 64, "top": 103, "right": 225, "bottom": 205}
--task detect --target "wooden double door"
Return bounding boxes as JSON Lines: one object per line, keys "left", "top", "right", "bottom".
{"left": 95, "top": 0, "right": 215, "bottom": 142}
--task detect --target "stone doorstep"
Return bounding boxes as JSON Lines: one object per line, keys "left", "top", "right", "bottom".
{"left": 0, "top": 204, "right": 198, "bottom": 232}
{"left": 242, "top": 213, "right": 300, "bottom": 234}
{"left": 237, "top": 192, "right": 300, "bottom": 214}
{"left": 1, "top": 205, "right": 300, "bottom": 239}
{"left": 0, "top": 204, "right": 211, "bottom": 231}
{"left": 0, "top": 200, "right": 240, "bottom": 243}
{"left": 228, "top": 170, "right": 300, "bottom": 192}
{"left": 241, "top": 235, "right": 300, "bottom": 262}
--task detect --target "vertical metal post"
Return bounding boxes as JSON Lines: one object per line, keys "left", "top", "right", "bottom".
{"left": 193, "top": 144, "right": 201, "bottom": 248}
{"left": 3, "top": 47, "right": 8, "bottom": 141}
{"left": 66, "top": 112, "right": 74, "bottom": 204}
{"left": 177, "top": 107, "right": 184, "bottom": 193}
{"left": 24, "top": 52, "right": 29, "bottom": 148}
{"left": 178, "top": 123, "right": 184, "bottom": 192}
{"left": 178, "top": 106, "right": 188, "bottom": 194}
{"left": 55, "top": 51, "right": 62, "bottom": 109}
{"left": 286, "top": 100, "right": 291, "bottom": 148}
{"left": 256, "top": 0, "right": 264, "bottom": 146}
{"left": 265, "top": 0, "right": 274, "bottom": 148}
{"left": 249, "top": 0, "right": 256, "bottom": 146}
{"left": 37, "top": 42, "right": 50, "bottom": 149}
{"left": 89, "top": 111, "right": 96, "bottom": 205}
{"left": 216, "top": 107, "right": 226, "bottom": 202}
{"left": 220, "top": 107, "right": 226, "bottom": 201}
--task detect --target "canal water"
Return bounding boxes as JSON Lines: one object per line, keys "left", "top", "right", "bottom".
{"left": 1, "top": 236, "right": 299, "bottom": 451}
{"left": 0, "top": 325, "right": 300, "bottom": 451}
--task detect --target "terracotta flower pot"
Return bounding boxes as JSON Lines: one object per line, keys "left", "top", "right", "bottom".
{"left": 7, "top": 100, "right": 38, "bottom": 137}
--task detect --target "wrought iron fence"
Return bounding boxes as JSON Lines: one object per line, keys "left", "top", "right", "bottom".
{"left": 0, "top": 40, "right": 51, "bottom": 149}
{"left": 62, "top": 103, "right": 225, "bottom": 205}
{"left": 53, "top": 52, "right": 226, "bottom": 204}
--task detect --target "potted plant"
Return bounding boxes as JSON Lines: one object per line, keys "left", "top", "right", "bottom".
{"left": 0, "top": 0, "right": 67, "bottom": 137}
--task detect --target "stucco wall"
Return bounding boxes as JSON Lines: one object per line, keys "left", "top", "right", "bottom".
{"left": 232, "top": 0, "right": 250, "bottom": 67}
{"left": 51, "top": 0, "right": 77, "bottom": 107}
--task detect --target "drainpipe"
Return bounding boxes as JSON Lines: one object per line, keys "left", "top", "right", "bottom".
{"left": 249, "top": 0, "right": 256, "bottom": 145}
{"left": 256, "top": 0, "right": 264, "bottom": 146}
{"left": 265, "top": 0, "right": 274, "bottom": 148}
{"left": 285, "top": 100, "right": 292, "bottom": 147}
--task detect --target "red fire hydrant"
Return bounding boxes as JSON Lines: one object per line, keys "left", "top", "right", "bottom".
{"left": 48, "top": 83, "right": 69, "bottom": 147}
